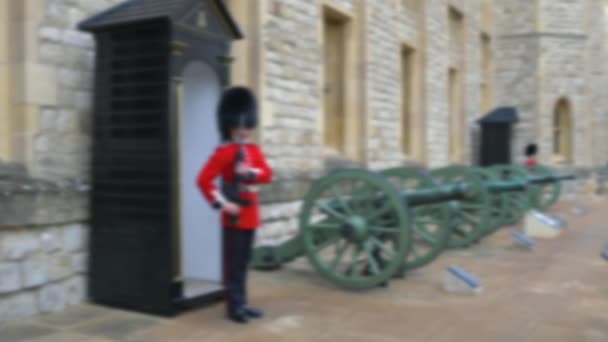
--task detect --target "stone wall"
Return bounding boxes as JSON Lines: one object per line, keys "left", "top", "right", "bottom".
{"left": 398, "top": 0, "right": 419, "bottom": 42}
{"left": 257, "top": 200, "right": 302, "bottom": 247}
{"left": 0, "top": 223, "right": 87, "bottom": 323}
{"left": 366, "top": 0, "right": 403, "bottom": 170}
{"left": 589, "top": 1, "right": 608, "bottom": 166}
{"left": 0, "top": 164, "right": 88, "bottom": 323}
{"left": 602, "top": 2, "right": 608, "bottom": 165}
{"left": 463, "top": 0, "right": 482, "bottom": 164}
{"left": 539, "top": 0, "right": 585, "bottom": 34}
{"left": 259, "top": 0, "right": 489, "bottom": 171}
{"left": 0, "top": 161, "right": 88, "bottom": 323}
{"left": 35, "top": 0, "right": 123, "bottom": 180}
{"left": 256, "top": 0, "right": 608, "bottom": 248}
{"left": 256, "top": 0, "right": 490, "bottom": 244}
{"left": 331, "top": 0, "right": 355, "bottom": 12}
{"left": 260, "top": 0, "right": 323, "bottom": 175}
{"left": 495, "top": 0, "right": 537, "bottom": 35}
{"left": 494, "top": 0, "right": 608, "bottom": 167}
{"left": 537, "top": 0, "right": 588, "bottom": 166}
{"left": 494, "top": 0, "right": 541, "bottom": 165}
{"left": 538, "top": 35, "right": 587, "bottom": 165}
{"left": 424, "top": 0, "right": 450, "bottom": 167}
{"left": 553, "top": 164, "right": 608, "bottom": 199}
{"left": 0, "top": 0, "right": 121, "bottom": 324}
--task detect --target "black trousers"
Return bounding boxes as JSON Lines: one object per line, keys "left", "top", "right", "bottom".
{"left": 222, "top": 227, "right": 255, "bottom": 313}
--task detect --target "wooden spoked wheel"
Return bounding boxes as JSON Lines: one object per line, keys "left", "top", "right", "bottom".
{"left": 299, "top": 169, "right": 411, "bottom": 290}
{"left": 380, "top": 167, "right": 451, "bottom": 271}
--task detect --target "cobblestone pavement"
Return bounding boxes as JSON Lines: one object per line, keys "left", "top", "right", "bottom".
{"left": 1, "top": 198, "right": 607, "bottom": 341}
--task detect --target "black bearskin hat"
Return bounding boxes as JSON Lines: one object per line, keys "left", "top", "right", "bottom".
{"left": 525, "top": 143, "right": 538, "bottom": 157}
{"left": 217, "top": 86, "right": 258, "bottom": 141}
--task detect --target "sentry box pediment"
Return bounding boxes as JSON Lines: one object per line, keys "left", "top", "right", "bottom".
{"left": 80, "top": 0, "right": 241, "bottom": 316}
{"left": 79, "top": 0, "right": 242, "bottom": 39}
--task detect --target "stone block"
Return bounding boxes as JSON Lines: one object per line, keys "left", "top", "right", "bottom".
{"left": 34, "top": 135, "right": 51, "bottom": 153}
{"left": 1, "top": 231, "right": 40, "bottom": 261}
{"left": 67, "top": 7, "right": 86, "bottom": 29}
{"left": 80, "top": 70, "right": 94, "bottom": 90}
{"left": 57, "top": 88, "right": 74, "bottom": 108}
{"left": 74, "top": 90, "right": 92, "bottom": 111}
{"left": 62, "top": 30, "right": 93, "bottom": 48}
{"left": 58, "top": 68, "right": 82, "bottom": 89}
{"left": 80, "top": 0, "right": 107, "bottom": 13}
{"left": 40, "top": 108, "right": 59, "bottom": 131}
{"left": 443, "top": 266, "right": 482, "bottom": 295}
{"left": 59, "top": 46, "right": 87, "bottom": 69}
{"left": 63, "top": 275, "right": 87, "bottom": 306}
{"left": 523, "top": 211, "right": 561, "bottom": 239}
{"left": 63, "top": 224, "right": 87, "bottom": 252}
{"left": 0, "top": 262, "right": 21, "bottom": 294}
{"left": 72, "top": 252, "right": 87, "bottom": 273}
{"left": 39, "top": 26, "right": 61, "bottom": 42}
{"left": 47, "top": 1, "right": 69, "bottom": 27}
{"left": 0, "top": 292, "right": 39, "bottom": 323}
{"left": 40, "top": 227, "right": 63, "bottom": 253}
{"left": 23, "top": 63, "right": 58, "bottom": 106}
{"left": 21, "top": 254, "right": 48, "bottom": 288}
{"left": 48, "top": 253, "right": 74, "bottom": 281}
{"left": 84, "top": 50, "right": 95, "bottom": 70}
{"left": 286, "top": 218, "right": 299, "bottom": 236}
{"left": 57, "top": 109, "right": 80, "bottom": 132}
{"left": 38, "top": 283, "right": 67, "bottom": 313}
{"left": 0, "top": 194, "right": 36, "bottom": 227}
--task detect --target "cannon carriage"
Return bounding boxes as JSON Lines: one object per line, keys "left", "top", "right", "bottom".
{"left": 252, "top": 164, "right": 574, "bottom": 290}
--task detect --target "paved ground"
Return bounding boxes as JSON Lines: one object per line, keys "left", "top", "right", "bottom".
{"left": 2, "top": 198, "right": 608, "bottom": 342}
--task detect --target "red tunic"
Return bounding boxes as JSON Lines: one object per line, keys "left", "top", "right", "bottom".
{"left": 524, "top": 158, "right": 536, "bottom": 172}
{"left": 196, "top": 143, "right": 273, "bottom": 230}
{"left": 524, "top": 158, "right": 536, "bottom": 167}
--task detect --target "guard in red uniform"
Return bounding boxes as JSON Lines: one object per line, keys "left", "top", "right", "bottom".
{"left": 196, "top": 87, "right": 273, "bottom": 324}
{"left": 524, "top": 143, "right": 538, "bottom": 170}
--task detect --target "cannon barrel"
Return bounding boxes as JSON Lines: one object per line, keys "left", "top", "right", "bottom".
{"left": 527, "top": 173, "right": 576, "bottom": 184}
{"left": 403, "top": 184, "right": 468, "bottom": 206}
{"left": 340, "top": 173, "right": 577, "bottom": 210}
{"left": 403, "top": 180, "right": 525, "bottom": 206}
{"left": 402, "top": 173, "right": 574, "bottom": 207}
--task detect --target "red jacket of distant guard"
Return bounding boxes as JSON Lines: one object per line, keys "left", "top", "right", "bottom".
{"left": 197, "top": 142, "right": 273, "bottom": 230}
{"left": 525, "top": 158, "right": 536, "bottom": 167}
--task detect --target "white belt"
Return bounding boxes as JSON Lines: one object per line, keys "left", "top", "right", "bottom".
{"left": 239, "top": 185, "right": 260, "bottom": 193}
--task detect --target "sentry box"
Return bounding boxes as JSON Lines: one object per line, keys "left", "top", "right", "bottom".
{"left": 79, "top": 0, "right": 242, "bottom": 315}
{"left": 477, "top": 107, "right": 518, "bottom": 167}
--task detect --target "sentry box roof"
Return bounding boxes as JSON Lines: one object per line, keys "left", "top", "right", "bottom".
{"left": 79, "top": 0, "right": 242, "bottom": 39}
{"left": 478, "top": 107, "right": 519, "bottom": 124}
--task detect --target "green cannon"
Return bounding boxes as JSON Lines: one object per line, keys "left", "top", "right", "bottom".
{"left": 251, "top": 164, "right": 574, "bottom": 290}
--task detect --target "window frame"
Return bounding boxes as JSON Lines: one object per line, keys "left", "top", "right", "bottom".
{"left": 552, "top": 98, "right": 573, "bottom": 163}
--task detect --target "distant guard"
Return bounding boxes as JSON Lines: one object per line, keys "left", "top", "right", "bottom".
{"left": 524, "top": 143, "right": 538, "bottom": 169}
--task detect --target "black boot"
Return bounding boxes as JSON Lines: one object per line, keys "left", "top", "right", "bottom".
{"left": 228, "top": 308, "right": 249, "bottom": 324}
{"left": 242, "top": 305, "right": 264, "bottom": 319}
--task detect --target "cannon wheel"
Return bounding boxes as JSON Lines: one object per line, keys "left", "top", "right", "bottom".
{"left": 299, "top": 169, "right": 411, "bottom": 290}
{"left": 380, "top": 167, "right": 451, "bottom": 271}
{"left": 489, "top": 164, "right": 532, "bottom": 225}
{"left": 469, "top": 167, "right": 507, "bottom": 237}
{"left": 527, "top": 164, "right": 561, "bottom": 210}
{"left": 431, "top": 166, "right": 492, "bottom": 249}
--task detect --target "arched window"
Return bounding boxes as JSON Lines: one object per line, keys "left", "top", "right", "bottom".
{"left": 552, "top": 98, "right": 572, "bottom": 162}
